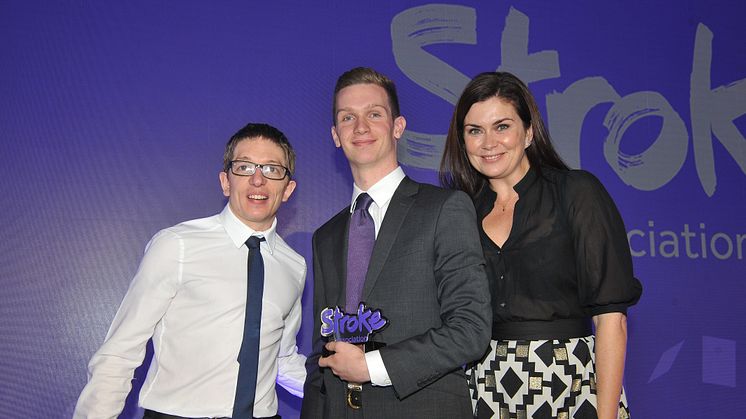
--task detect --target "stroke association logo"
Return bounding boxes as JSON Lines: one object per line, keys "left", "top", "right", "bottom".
{"left": 391, "top": 4, "right": 745, "bottom": 197}
{"left": 320, "top": 304, "right": 388, "bottom": 344}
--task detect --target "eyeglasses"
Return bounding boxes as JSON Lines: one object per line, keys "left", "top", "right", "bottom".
{"left": 229, "top": 160, "right": 290, "bottom": 180}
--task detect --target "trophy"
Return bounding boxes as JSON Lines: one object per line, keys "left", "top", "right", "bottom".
{"left": 319, "top": 303, "right": 387, "bottom": 344}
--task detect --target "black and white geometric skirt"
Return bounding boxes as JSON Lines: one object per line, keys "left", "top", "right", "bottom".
{"left": 468, "top": 336, "right": 630, "bottom": 419}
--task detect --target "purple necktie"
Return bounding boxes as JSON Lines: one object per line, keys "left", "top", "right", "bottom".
{"left": 345, "top": 193, "right": 375, "bottom": 313}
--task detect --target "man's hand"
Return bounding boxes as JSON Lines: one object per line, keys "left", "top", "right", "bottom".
{"left": 318, "top": 341, "right": 371, "bottom": 383}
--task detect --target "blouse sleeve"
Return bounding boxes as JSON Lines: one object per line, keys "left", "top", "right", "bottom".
{"left": 562, "top": 170, "right": 642, "bottom": 316}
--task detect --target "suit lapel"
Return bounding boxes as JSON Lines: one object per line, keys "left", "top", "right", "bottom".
{"left": 362, "top": 177, "right": 418, "bottom": 301}
{"left": 322, "top": 210, "right": 350, "bottom": 309}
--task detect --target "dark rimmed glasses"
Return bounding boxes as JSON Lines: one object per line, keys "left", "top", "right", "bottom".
{"left": 229, "top": 160, "right": 290, "bottom": 180}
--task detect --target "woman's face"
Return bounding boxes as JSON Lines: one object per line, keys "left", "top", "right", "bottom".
{"left": 463, "top": 96, "right": 532, "bottom": 185}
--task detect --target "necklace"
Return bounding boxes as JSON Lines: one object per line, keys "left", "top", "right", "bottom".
{"left": 495, "top": 194, "right": 518, "bottom": 212}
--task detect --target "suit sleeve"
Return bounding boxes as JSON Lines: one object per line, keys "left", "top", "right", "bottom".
{"left": 380, "top": 190, "right": 492, "bottom": 399}
{"left": 300, "top": 230, "right": 326, "bottom": 418}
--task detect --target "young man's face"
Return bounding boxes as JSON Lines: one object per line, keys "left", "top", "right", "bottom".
{"left": 219, "top": 137, "right": 296, "bottom": 231}
{"left": 331, "top": 83, "right": 406, "bottom": 174}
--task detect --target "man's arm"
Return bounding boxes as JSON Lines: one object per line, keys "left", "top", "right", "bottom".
{"left": 73, "top": 230, "right": 180, "bottom": 418}
{"left": 380, "top": 190, "right": 492, "bottom": 398}
{"left": 276, "top": 277, "right": 307, "bottom": 397}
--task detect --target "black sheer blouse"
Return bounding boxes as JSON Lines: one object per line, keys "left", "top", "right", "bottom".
{"left": 474, "top": 166, "right": 642, "bottom": 336}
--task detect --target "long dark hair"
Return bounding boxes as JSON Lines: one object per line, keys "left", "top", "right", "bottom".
{"left": 439, "top": 72, "right": 568, "bottom": 197}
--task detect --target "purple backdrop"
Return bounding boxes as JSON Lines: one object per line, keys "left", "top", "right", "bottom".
{"left": 1, "top": 1, "right": 744, "bottom": 417}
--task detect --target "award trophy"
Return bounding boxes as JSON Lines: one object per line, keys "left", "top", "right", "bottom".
{"left": 319, "top": 303, "right": 388, "bottom": 409}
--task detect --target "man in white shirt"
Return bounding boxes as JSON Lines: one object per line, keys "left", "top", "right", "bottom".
{"left": 75, "top": 123, "right": 306, "bottom": 419}
{"left": 301, "top": 68, "right": 491, "bottom": 418}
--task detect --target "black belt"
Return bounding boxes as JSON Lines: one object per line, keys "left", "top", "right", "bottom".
{"left": 143, "top": 409, "right": 280, "bottom": 419}
{"left": 346, "top": 383, "right": 363, "bottom": 410}
{"left": 492, "top": 318, "right": 592, "bottom": 340}
{"left": 320, "top": 340, "right": 387, "bottom": 409}
{"left": 348, "top": 341, "right": 386, "bottom": 409}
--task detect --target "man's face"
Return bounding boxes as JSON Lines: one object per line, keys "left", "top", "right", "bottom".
{"left": 219, "top": 137, "right": 296, "bottom": 231}
{"left": 331, "top": 83, "right": 406, "bottom": 175}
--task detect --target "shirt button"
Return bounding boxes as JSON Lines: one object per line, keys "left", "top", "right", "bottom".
{"left": 499, "top": 302, "right": 506, "bottom": 307}
{"left": 497, "top": 250, "right": 501, "bottom": 255}
{"left": 500, "top": 275, "right": 504, "bottom": 280}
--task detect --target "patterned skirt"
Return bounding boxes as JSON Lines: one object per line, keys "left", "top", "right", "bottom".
{"left": 468, "top": 336, "right": 630, "bottom": 419}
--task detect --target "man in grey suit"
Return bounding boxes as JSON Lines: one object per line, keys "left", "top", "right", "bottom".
{"left": 301, "top": 67, "right": 491, "bottom": 418}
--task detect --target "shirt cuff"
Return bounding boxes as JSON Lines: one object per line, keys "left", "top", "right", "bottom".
{"left": 365, "top": 350, "right": 392, "bottom": 386}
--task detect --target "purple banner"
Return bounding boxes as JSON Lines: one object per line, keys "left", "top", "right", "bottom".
{"left": 1, "top": 1, "right": 744, "bottom": 417}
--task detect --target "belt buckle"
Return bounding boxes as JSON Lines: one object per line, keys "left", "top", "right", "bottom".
{"left": 346, "top": 383, "right": 362, "bottom": 409}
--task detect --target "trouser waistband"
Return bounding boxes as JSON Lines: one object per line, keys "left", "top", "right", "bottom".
{"left": 142, "top": 409, "right": 280, "bottom": 419}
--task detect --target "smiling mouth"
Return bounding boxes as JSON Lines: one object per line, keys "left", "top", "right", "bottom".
{"left": 352, "top": 137, "right": 375, "bottom": 145}
{"left": 482, "top": 153, "right": 505, "bottom": 161}
{"left": 248, "top": 194, "right": 268, "bottom": 201}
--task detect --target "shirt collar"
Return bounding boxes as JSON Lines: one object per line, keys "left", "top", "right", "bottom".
{"left": 475, "top": 166, "right": 539, "bottom": 218}
{"left": 219, "top": 204, "right": 278, "bottom": 254}
{"left": 350, "top": 166, "right": 405, "bottom": 212}
{"left": 513, "top": 165, "right": 538, "bottom": 196}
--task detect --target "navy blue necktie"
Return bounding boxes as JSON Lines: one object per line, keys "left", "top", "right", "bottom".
{"left": 346, "top": 193, "right": 375, "bottom": 313}
{"left": 233, "top": 236, "right": 265, "bottom": 419}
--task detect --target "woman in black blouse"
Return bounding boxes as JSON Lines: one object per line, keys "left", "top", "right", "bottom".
{"left": 440, "top": 72, "right": 642, "bottom": 419}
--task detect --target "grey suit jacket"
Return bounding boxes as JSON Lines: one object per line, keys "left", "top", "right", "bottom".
{"left": 301, "top": 177, "right": 491, "bottom": 419}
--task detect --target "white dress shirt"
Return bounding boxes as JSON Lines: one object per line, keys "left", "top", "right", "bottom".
{"left": 74, "top": 205, "right": 306, "bottom": 418}
{"left": 350, "top": 166, "right": 405, "bottom": 387}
